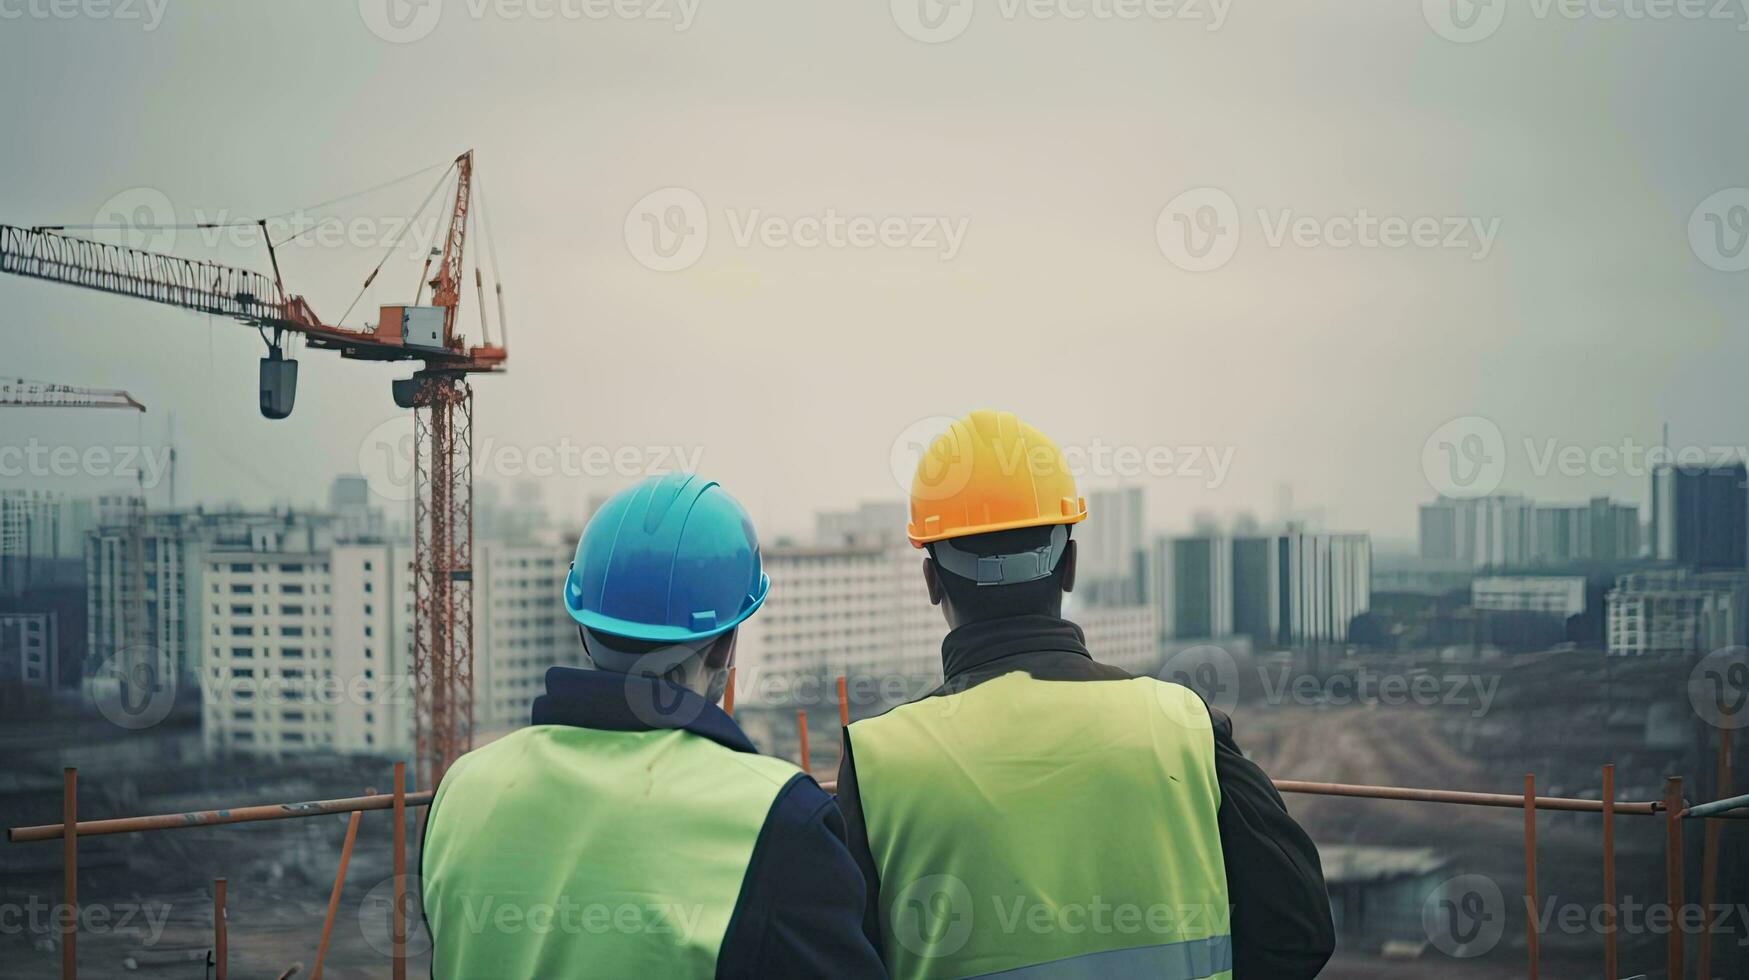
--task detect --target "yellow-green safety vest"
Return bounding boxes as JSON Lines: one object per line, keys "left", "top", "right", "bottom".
{"left": 850, "top": 672, "right": 1232, "bottom": 980}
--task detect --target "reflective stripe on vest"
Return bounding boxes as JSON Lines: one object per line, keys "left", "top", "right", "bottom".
{"left": 851, "top": 673, "right": 1232, "bottom": 980}
{"left": 421, "top": 724, "right": 801, "bottom": 980}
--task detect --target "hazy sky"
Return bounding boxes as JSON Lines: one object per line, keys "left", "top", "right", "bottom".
{"left": 2, "top": 1, "right": 1747, "bottom": 545}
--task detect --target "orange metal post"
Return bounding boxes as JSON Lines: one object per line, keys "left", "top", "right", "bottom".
{"left": 61, "top": 767, "right": 75, "bottom": 980}
{"left": 724, "top": 666, "right": 736, "bottom": 718}
{"left": 1602, "top": 764, "right": 1616, "bottom": 980}
{"left": 1698, "top": 732, "right": 1731, "bottom": 980}
{"left": 393, "top": 762, "right": 407, "bottom": 980}
{"left": 1663, "top": 775, "right": 1684, "bottom": 980}
{"left": 837, "top": 675, "right": 851, "bottom": 771}
{"left": 213, "top": 878, "right": 228, "bottom": 980}
{"left": 1524, "top": 773, "right": 1538, "bottom": 980}
{"left": 797, "top": 710, "right": 811, "bottom": 774}
{"left": 312, "top": 805, "right": 364, "bottom": 980}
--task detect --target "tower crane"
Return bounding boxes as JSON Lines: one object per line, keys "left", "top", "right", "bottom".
{"left": 0, "top": 381, "right": 150, "bottom": 703}
{"left": 0, "top": 379, "right": 146, "bottom": 412}
{"left": 0, "top": 152, "right": 507, "bottom": 788}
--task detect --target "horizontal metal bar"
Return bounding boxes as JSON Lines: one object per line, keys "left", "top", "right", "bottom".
{"left": 8, "top": 790, "right": 434, "bottom": 843}
{"left": 1271, "top": 779, "right": 1663, "bottom": 815}
{"left": 16, "top": 774, "right": 1742, "bottom": 844}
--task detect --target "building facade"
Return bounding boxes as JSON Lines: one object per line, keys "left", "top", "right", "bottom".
{"left": 1153, "top": 531, "right": 1371, "bottom": 649}
{"left": 1471, "top": 576, "right": 1587, "bottom": 617}
{"left": 1651, "top": 463, "right": 1748, "bottom": 571}
{"left": 1605, "top": 569, "right": 1749, "bottom": 656}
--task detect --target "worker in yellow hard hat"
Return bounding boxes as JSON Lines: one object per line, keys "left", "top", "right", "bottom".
{"left": 835, "top": 410, "right": 1334, "bottom": 979}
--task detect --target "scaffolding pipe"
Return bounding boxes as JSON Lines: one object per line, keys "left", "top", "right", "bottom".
{"left": 10, "top": 790, "right": 436, "bottom": 842}
{"left": 1523, "top": 773, "right": 1538, "bottom": 980}
{"left": 1664, "top": 776, "right": 1685, "bottom": 980}
{"left": 1602, "top": 764, "right": 1617, "bottom": 980}
{"left": 61, "top": 767, "right": 75, "bottom": 980}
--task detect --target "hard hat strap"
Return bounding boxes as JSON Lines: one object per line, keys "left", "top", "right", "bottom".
{"left": 931, "top": 524, "right": 1069, "bottom": 587}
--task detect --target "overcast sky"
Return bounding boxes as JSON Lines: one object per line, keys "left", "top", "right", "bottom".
{"left": 2, "top": 1, "right": 1746, "bottom": 545}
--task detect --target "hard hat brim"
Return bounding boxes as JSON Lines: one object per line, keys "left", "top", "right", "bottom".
{"left": 563, "top": 570, "right": 770, "bottom": 643}
{"left": 907, "top": 510, "right": 1086, "bottom": 548}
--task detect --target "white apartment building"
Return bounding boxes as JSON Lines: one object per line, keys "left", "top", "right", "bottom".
{"left": 1471, "top": 577, "right": 1586, "bottom": 617}
{"left": 472, "top": 539, "right": 583, "bottom": 735}
{"left": 1606, "top": 570, "right": 1749, "bottom": 656}
{"left": 201, "top": 531, "right": 582, "bottom": 756}
{"left": 1074, "top": 603, "right": 1159, "bottom": 674}
{"left": 735, "top": 541, "right": 945, "bottom": 710}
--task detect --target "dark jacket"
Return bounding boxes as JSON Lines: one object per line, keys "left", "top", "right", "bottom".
{"left": 424, "top": 666, "right": 887, "bottom": 980}
{"left": 835, "top": 614, "right": 1335, "bottom": 978}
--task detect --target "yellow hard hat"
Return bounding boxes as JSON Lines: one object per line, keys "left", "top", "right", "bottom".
{"left": 907, "top": 409, "right": 1088, "bottom": 548}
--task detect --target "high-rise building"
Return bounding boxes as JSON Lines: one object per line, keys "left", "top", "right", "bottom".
{"left": 1532, "top": 498, "right": 1642, "bottom": 564}
{"left": 1606, "top": 569, "right": 1749, "bottom": 656}
{"left": 0, "top": 612, "right": 57, "bottom": 688}
{"left": 1149, "top": 535, "right": 1232, "bottom": 641}
{"left": 1418, "top": 495, "right": 1534, "bottom": 569}
{"left": 1153, "top": 531, "right": 1372, "bottom": 649}
{"left": 1079, "top": 487, "right": 1146, "bottom": 606}
{"left": 1651, "top": 463, "right": 1748, "bottom": 571}
{"left": 1421, "top": 495, "right": 1641, "bottom": 569}
{"left": 471, "top": 538, "right": 582, "bottom": 733}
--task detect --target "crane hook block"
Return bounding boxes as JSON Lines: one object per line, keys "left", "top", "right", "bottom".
{"left": 259, "top": 356, "right": 299, "bottom": 420}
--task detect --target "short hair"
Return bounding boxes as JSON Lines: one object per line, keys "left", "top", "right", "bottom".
{"left": 927, "top": 524, "right": 1072, "bottom": 620}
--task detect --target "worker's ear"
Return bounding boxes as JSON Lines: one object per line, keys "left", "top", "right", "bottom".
{"left": 1059, "top": 540, "right": 1077, "bottom": 594}
{"left": 704, "top": 629, "right": 737, "bottom": 670}
{"left": 923, "top": 556, "right": 944, "bottom": 607}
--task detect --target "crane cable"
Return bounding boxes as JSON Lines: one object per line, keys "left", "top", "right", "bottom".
{"left": 474, "top": 173, "right": 509, "bottom": 350}
{"left": 336, "top": 162, "right": 458, "bottom": 329}
{"left": 37, "top": 159, "right": 453, "bottom": 234}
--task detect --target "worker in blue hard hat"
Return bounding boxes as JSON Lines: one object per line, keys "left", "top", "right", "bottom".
{"left": 421, "top": 473, "right": 885, "bottom": 979}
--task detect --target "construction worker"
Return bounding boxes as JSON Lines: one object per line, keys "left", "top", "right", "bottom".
{"left": 835, "top": 410, "right": 1335, "bottom": 979}
{"left": 421, "top": 473, "right": 885, "bottom": 979}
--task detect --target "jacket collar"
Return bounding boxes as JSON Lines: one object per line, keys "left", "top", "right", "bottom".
{"left": 940, "top": 613, "right": 1092, "bottom": 681}
{"left": 532, "top": 665, "right": 757, "bottom": 754}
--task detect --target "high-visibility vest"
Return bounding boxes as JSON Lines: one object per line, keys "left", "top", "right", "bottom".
{"left": 850, "top": 672, "right": 1232, "bottom": 980}
{"left": 421, "top": 724, "right": 801, "bottom": 979}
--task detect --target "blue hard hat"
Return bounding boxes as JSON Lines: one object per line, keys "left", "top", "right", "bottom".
{"left": 563, "top": 473, "right": 769, "bottom": 643}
